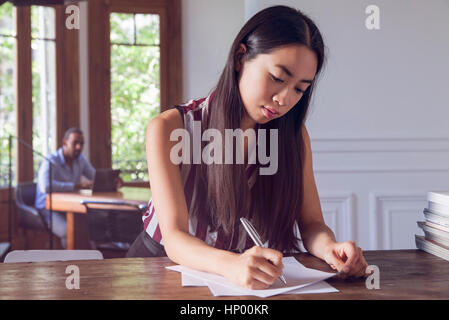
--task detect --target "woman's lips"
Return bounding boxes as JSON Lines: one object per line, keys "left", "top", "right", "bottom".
{"left": 261, "top": 106, "right": 279, "bottom": 120}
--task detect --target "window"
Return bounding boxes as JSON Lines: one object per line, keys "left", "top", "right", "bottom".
{"left": 88, "top": 0, "right": 182, "bottom": 185}
{"left": 0, "top": 4, "right": 79, "bottom": 187}
{"left": 31, "top": 6, "right": 57, "bottom": 175}
{"left": 110, "top": 13, "right": 160, "bottom": 182}
{"left": 0, "top": 3, "right": 17, "bottom": 187}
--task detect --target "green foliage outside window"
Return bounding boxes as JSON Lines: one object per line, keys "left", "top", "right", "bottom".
{"left": 0, "top": 9, "right": 161, "bottom": 185}
{"left": 110, "top": 13, "right": 160, "bottom": 182}
{"left": 0, "top": 3, "right": 16, "bottom": 186}
{"left": 31, "top": 6, "right": 57, "bottom": 178}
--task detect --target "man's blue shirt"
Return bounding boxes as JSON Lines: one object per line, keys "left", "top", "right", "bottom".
{"left": 35, "top": 148, "right": 95, "bottom": 209}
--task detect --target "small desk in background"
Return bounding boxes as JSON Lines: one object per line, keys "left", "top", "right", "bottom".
{"left": 0, "top": 250, "right": 448, "bottom": 299}
{"left": 45, "top": 187, "right": 151, "bottom": 249}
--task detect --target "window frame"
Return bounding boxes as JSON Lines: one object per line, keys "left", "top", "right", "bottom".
{"left": 0, "top": 4, "right": 80, "bottom": 189}
{"left": 87, "top": 0, "right": 182, "bottom": 173}
{"left": 0, "top": 4, "right": 80, "bottom": 246}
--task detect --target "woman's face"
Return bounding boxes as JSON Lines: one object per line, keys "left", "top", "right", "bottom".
{"left": 236, "top": 44, "right": 318, "bottom": 129}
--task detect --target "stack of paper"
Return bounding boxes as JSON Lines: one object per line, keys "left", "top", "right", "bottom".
{"left": 166, "top": 256, "right": 339, "bottom": 297}
{"left": 416, "top": 191, "right": 449, "bottom": 261}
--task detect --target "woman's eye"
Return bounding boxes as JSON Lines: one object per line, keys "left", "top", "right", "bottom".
{"left": 295, "top": 87, "right": 304, "bottom": 95}
{"left": 270, "top": 74, "right": 284, "bottom": 83}
{"left": 270, "top": 74, "right": 305, "bottom": 95}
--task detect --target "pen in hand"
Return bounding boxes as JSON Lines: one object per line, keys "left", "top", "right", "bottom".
{"left": 240, "top": 218, "right": 287, "bottom": 285}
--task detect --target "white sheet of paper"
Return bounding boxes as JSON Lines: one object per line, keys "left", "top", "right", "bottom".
{"left": 206, "top": 279, "right": 338, "bottom": 296}
{"left": 181, "top": 273, "right": 338, "bottom": 295}
{"left": 167, "top": 256, "right": 339, "bottom": 298}
{"left": 182, "top": 273, "right": 203, "bottom": 286}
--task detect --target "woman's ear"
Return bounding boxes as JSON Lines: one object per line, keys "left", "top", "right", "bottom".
{"left": 234, "top": 43, "right": 247, "bottom": 72}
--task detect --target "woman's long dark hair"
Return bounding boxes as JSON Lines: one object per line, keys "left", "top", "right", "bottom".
{"left": 191, "top": 5, "right": 326, "bottom": 253}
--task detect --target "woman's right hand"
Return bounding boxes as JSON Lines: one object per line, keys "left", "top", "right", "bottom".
{"left": 225, "top": 246, "right": 284, "bottom": 290}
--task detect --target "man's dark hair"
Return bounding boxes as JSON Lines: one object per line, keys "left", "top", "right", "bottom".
{"left": 63, "top": 127, "right": 83, "bottom": 141}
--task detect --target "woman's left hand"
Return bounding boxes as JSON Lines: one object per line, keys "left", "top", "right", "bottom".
{"left": 322, "top": 241, "right": 369, "bottom": 279}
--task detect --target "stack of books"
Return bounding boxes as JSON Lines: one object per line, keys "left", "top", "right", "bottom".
{"left": 416, "top": 191, "right": 449, "bottom": 261}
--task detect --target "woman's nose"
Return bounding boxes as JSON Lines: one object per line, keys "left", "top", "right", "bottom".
{"left": 273, "top": 87, "right": 292, "bottom": 107}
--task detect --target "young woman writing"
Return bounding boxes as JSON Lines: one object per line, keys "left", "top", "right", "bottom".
{"left": 127, "top": 5, "right": 369, "bottom": 289}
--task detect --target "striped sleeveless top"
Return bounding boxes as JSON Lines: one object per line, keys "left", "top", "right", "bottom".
{"left": 143, "top": 91, "right": 258, "bottom": 252}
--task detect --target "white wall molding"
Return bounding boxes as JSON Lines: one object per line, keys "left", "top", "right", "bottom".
{"left": 369, "top": 191, "right": 427, "bottom": 250}
{"left": 314, "top": 166, "right": 449, "bottom": 174}
{"left": 311, "top": 137, "right": 449, "bottom": 153}
{"left": 311, "top": 137, "right": 449, "bottom": 173}
{"left": 319, "top": 192, "right": 356, "bottom": 242}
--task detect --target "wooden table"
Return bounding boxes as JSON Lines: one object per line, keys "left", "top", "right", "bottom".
{"left": 45, "top": 187, "right": 151, "bottom": 249}
{"left": 1, "top": 250, "right": 448, "bottom": 300}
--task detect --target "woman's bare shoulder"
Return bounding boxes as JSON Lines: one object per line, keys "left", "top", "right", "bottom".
{"left": 151, "top": 108, "right": 183, "bottom": 130}
{"left": 146, "top": 108, "right": 184, "bottom": 140}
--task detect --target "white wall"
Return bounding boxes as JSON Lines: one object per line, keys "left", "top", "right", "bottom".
{"left": 182, "top": 0, "right": 245, "bottom": 100}
{"left": 247, "top": 0, "right": 449, "bottom": 138}
{"left": 246, "top": 0, "right": 449, "bottom": 249}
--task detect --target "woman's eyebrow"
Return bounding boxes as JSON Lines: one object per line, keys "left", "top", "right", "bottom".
{"left": 275, "top": 64, "right": 313, "bottom": 83}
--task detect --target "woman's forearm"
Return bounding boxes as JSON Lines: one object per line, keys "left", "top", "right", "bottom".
{"left": 164, "top": 229, "right": 238, "bottom": 277}
{"left": 300, "top": 221, "right": 337, "bottom": 260}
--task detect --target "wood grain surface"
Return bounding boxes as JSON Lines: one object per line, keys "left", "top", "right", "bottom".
{"left": 1, "top": 250, "right": 448, "bottom": 300}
